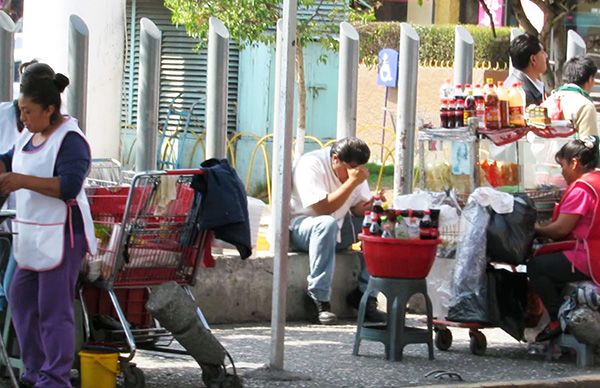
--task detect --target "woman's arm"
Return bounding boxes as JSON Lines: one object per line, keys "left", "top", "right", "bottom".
{"left": 0, "top": 133, "right": 90, "bottom": 199}
{"left": 535, "top": 213, "right": 581, "bottom": 241}
{"left": 0, "top": 173, "right": 60, "bottom": 197}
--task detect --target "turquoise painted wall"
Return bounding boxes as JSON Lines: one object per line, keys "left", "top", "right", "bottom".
{"left": 235, "top": 42, "right": 340, "bottom": 192}
{"left": 120, "top": 42, "right": 340, "bottom": 194}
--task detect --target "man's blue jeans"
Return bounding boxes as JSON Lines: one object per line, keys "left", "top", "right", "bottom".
{"left": 290, "top": 213, "right": 369, "bottom": 302}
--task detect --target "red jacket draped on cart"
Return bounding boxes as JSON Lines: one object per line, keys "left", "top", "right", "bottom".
{"left": 546, "top": 171, "right": 600, "bottom": 285}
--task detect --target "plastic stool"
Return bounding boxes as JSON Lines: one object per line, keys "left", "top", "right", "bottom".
{"left": 352, "top": 276, "right": 434, "bottom": 361}
{"left": 549, "top": 334, "right": 595, "bottom": 367}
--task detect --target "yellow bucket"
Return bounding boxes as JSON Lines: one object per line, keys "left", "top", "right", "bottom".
{"left": 79, "top": 350, "right": 119, "bottom": 388}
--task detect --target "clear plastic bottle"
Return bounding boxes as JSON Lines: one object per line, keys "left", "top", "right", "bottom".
{"left": 405, "top": 216, "right": 420, "bottom": 239}
{"left": 381, "top": 216, "right": 394, "bottom": 238}
{"left": 394, "top": 214, "right": 408, "bottom": 238}
{"left": 439, "top": 79, "right": 453, "bottom": 100}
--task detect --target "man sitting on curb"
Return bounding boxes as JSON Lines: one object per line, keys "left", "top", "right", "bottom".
{"left": 290, "top": 137, "right": 385, "bottom": 325}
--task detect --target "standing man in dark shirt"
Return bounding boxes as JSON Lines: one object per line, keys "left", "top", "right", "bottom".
{"left": 505, "top": 33, "right": 548, "bottom": 106}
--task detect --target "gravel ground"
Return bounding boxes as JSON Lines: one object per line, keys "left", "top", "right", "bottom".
{"left": 132, "top": 317, "right": 600, "bottom": 388}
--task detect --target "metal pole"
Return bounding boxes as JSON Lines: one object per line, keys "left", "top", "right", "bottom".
{"left": 566, "top": 30, "right": 586, "bottom": 61}
{"left": 67, "top": 15, "right": 89, "bottom": 133}
{"left": 509, "top": 28, "right": 523, "bottom": 74}
{"left": 205, "top": 16, "right": 229, "bottom": 160}
{"left": 393, "top": 23, "right": 419, "bottom": 198}
{"left": 135, "top": 17, "right": 161, "bottom": 172}
{"left": 453, "top": 25, "right": 474, "bottom": 86}
{"left": 336, "top": 22, "right": 359, "bottom": 140}
{"left": 0, "top": 11, "right": 15, "bottom": 101}
{"left": 270, "top": 0, "right": 296, "bottom": 369}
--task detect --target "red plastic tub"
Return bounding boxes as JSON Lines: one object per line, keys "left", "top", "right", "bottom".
{"left": 358, "top": 234, "right": 441, "bottom": 279}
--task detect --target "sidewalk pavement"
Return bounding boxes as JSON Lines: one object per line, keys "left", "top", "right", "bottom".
{"left": 135, "top": 316, "right": 600, "bottom": 388}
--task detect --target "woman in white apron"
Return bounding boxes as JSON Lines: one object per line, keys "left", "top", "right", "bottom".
{"left": 0, "top": 63, "right": 96, "bottom": 388}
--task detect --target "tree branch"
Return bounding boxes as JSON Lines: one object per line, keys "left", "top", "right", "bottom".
{"left": 509, "top": 0, "right": 538, "bottom": 36}
{"left": 477, "top": 0, "right": 496, "bottom": 37}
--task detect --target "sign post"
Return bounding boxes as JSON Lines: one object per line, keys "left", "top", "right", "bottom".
{"left": 377, "top": 48, "right": 398, "bottom": 162}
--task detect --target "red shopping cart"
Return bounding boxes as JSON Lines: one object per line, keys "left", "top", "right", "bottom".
{"left": 82, "top": 169, "right": 210, "bottom": 385}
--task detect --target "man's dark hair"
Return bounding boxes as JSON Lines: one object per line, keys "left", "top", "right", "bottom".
{"left": 330, "top": 137, "right": 370, "bottom": 165}
{"left": 509, "top": 33, "right": 542, "bottom": 70}
{"left": 562, "top": 55, "right": 598, "bottom": 86}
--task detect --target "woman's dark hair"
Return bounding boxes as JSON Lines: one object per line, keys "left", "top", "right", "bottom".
{"left": 330, "top": 137, "right": 370, "bottom": 165}
{"left": 555, "top": 137, "right": 599, "bottom": 171}
{"left": 562, "top": 55, "right": 598, "bottom": 86}
{"left": 509, "top": 33, "right": 542, "bottom": 70}
{"left": 19, "top": 63, "right": 69, "bottom": 124}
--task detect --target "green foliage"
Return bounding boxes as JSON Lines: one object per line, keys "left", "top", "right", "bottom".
{"left": 354, "top": 22, "right": 511, "bottom": 68}
{"left": 164, "top": 0, "right": 373, "bottom": 51}
{"left": 366, "top": 162, "right": 393, "bottom": 176}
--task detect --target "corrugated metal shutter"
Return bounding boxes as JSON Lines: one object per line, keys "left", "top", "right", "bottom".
{"left": 121, "top": 0, "right": 239, "bottom": 134}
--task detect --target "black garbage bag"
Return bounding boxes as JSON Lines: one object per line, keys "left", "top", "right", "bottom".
{"left": 487, "top": 267, "right": 528, "bottom": 341}
{"left": 486, "top": 194, "right": 537, "bottom": 265}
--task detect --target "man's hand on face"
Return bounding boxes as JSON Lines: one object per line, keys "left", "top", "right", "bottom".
{"left": 347, "top": 164, "right": 369, "bottom": 185}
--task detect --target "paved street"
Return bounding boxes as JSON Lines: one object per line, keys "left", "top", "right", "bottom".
{"left": 135, "top": 317, "right": 600, "bottom": 388}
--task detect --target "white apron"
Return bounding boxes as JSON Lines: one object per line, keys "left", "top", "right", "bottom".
{"left": 12, "top": 117, "right": 97, "bottom": 271}
{"left": 0, "top": 101, "right": 21, "bottom": 215}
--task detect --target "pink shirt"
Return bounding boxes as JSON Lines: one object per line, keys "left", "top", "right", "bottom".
{"left": 561, "top": 185, "right": 597, "bottom": 275}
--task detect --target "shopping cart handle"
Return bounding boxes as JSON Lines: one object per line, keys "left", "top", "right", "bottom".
{"left": 165, "top": 169, "right": 204, "bottom": 175}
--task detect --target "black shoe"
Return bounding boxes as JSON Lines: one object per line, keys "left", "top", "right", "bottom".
{"left": 535, "top": 321, "right": 562, "bottom": 342}
{"left": 306, "top": 293, "right": 337, "bottom": 325}
{"left": 346, "top": 288, "right": 386, "bottom": 323}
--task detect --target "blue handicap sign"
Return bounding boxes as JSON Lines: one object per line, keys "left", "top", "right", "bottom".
{"left": 377, "top": 49, "right": 398, "bottom": 87}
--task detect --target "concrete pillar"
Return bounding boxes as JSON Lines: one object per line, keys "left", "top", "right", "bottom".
{"left": 135, "top": 17, "right": 161, "bottom": 172}
{"left": 393, "top": 23, "right": 419, "bottom": 198}
{"left": 270, "top": 0, "right": 297, "bottom": 369}
{"left": 0, "top": 11, "right": 15, "bottom": 102}
{"left": 566, "top": 30, "right": 586, "bottom": 61}
{"left": 336, "top": 22, "right": 359, "bottom": 140}
{"left": 67, "top": 15, "right": 89, "bottom": 133}
{"left": 453, "top": 25, "right": 474, "bottom": 86}
{"left": 205, "top": 16, "right": 229, "bottom": 160}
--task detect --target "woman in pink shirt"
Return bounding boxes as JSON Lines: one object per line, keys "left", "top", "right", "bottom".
{"left": 529, "top": 137, "right": 600, "bottom": 342}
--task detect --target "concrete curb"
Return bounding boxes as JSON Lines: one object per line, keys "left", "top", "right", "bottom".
{"left": 434, "top": 374, "right": 600, "bottom": 388}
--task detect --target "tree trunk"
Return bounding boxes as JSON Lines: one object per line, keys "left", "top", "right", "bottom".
{"left": 294, "top": 44, "right": 307, "bottom": 161}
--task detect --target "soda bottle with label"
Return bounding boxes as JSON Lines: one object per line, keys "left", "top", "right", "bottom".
{"left": 372, "top": 196, "right": 384, "bottom": 214}
{"left": 508, "top": 82, "right": 526, "bottom": 127}
{"left": 419, "top": 210, "right": 435, "bottom": 240}
{"left": 362, "top": 211, "right": 372, "bottom": 235}
{"left": 474, "top": 83, "right": 485, "bottom": 126}
{"left": 463, "top": 88, "right": 476, "bottom": 123}
{"left": 369, "top": 213, "right": 381, "bottom": 235}
{"left": 484, "top": 83, "right": 501, "bottom": 129}
{"left": 440, "top": 98, "right": 449, "bottom": 128}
